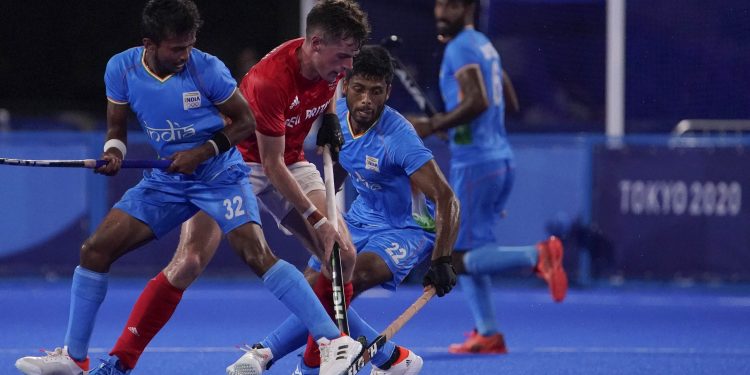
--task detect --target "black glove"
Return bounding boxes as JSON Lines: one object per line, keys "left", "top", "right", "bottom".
{"left": 423, "top": 256, "right": 457, "bottom": 297}
{"left": 317, "top": 113, "right": 344, "bottom": 160}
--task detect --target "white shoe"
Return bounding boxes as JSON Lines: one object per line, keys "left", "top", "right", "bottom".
{"left": 226, "top": 344, "right": 273, "bottom": 375}
{"left": 318, "top": 336, "right": 362, "bottom": 375}
{"left": 370, "top": 349, "right": 423, "bottom": 375}
{"left": 15, "top": 346, "right": 88, "bottom": 375}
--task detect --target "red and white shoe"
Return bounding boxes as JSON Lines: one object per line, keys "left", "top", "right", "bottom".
{"left": 535, "top": 236, "right": 568, "bottom": 302}
{"left": 15, "top": 346, "right": 90, "bottom": 375}
{"left": 448, "top": 330, "right": 508, "bottom": 354}
{"left": 370, "top": 347, "right": 423, "bottom": 375}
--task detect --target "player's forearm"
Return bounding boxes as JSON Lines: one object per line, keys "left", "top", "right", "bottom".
{"left": 221, "top": 113, "right": 255, "bottom": 145}
{"left": 431, "top": 189, "right": 460, "bottom": 260}
{"left": 431, "top": 97, "right": 486, "bottom": 132}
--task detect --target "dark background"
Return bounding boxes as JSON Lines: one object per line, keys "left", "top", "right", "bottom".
{"left": 1, "top": 0, "right": 749, "bottom": 133}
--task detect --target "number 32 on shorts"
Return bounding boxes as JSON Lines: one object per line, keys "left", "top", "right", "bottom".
{"left": 223, "top": 196, "right": 246, "bottom": 219}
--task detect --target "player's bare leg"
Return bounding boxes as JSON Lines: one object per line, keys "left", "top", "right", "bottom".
{"left": 105, "top": 212, "right": 223, "bottom": 372}
{"left": 16, "top": 209, "right": 155, "bottom": 375}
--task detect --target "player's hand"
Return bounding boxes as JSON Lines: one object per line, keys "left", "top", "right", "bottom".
{"left": 316, "top": 113, "right": 344, "bottom": 161}
{"left": 95, "top": 151, "right": 123, "bottom": 176}
{"left": 317, "top": 220, "right": 351, "bottom": 266}
{"left": 167, "top": 147, "right": 208, "bottom": 174}
{"left": 423, "top": 256, "right": 457, "bottom": 297}
{"left": 407, "top": 115, "right": 434, "bottom": 138}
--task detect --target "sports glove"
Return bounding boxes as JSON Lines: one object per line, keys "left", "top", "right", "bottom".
{"left": 423, "top": 256, "right": 457, "bottom": 297}
{"left": 317, "top": 113, "right": 345, "bottom": 161}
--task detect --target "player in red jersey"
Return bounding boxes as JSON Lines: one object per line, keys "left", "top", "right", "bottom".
{"left": 83, "top": 1, "right": 371, "bottom": 374}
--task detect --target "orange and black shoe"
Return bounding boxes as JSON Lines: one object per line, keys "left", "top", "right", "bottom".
{"left": 448, "top": 330, "right": 508, "bottom": 354}
{"left": 535, "top": 236, "right": 568, "bottom": 302}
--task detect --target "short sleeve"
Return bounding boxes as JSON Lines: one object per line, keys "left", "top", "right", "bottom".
{"left": 104, "top": 55, "right": 128, "bottom": 104}
{"left": 388, "top": 112, "right": 433, "bottom": 175}
{"left": 241, "top": 74, "right": 287, "bottom": 137}
{"left": 197, "top": 53, "right": 237, "bottom": 105}
{"left": 444, "top": 38, "right": 482, "bottom": 76}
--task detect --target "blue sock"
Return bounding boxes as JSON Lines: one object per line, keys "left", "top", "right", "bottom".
{"left": 262, "top": 260, "right": 340, "bottom": 340}
{"left": 64, "top": 266, "right": 108, "bottom": 361}
{"left": 459, "top": 274, "right": 498, "bottom": 336}
{"left": 464, "top": 244, "right": 537, "bottom": 275}
{"left": 260, "top": 315, "right": 308, "bottom": 359}
{"left": 347, "top": 308, "right": 396, "bottom": 368}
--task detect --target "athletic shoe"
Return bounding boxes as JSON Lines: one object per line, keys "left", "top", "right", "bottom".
{"left": 318, "top": 335, "right": 362, "bottom": 375}
{"left": 370, "top": 348, "right": 423, "bottom": 375}
{"left": 15, "top": 346, "right": 90, "bottom": 375}
{"left": 89, "top": 357, "right": 130, "bottom": 374}
{"left": 535, "top": 236, "right": 568, "bottom": 302}
{"left": 448, "top": 330, "right": 508, "bottom": 354}
{"left": 226, "top": 344, "right": 273, "bottom": 375}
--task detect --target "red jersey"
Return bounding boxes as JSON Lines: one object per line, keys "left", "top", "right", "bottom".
{"left": 237, "top": 38, "right": 341, "bottom": 165}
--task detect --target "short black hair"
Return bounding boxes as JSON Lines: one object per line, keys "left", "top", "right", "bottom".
{"left": 448, "top": 0, "right": 476, "bottom": 4}
{"left": 346, "top": 45, "right": 394, "bottom": 85}
{"left": 141, "top": 0, "right": 202, "bottom": 44}
{"left": 306, "top": 0, "right": 370, "bottom": 46}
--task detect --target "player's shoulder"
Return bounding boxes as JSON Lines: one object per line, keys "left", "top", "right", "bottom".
{"left": 107, "top": 47, "right": 142, "bottom": 69}
{"left": 187, "top": 48, "right": 225, "bottom": 69}
{"left": 378, "top": 106, "right": 416, "bottom": 136}
{"left": 245, "top": 43, "right": 297, "bottom": 91}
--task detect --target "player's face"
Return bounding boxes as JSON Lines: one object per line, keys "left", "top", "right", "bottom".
{"left": 344, "top": 74, "right": 391, "bottom": 127}
{"left": 434, "top": 0, "right": 467, "bottom": 41}
{"left": 144, "top": 32, "right": 196, "bottom": 76}
{"left": 312, "top": 36, "right": 359, "bottom": 83}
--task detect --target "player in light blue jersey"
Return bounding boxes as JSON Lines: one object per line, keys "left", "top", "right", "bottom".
{"left": 409, "top": 0, "right": 569, "bottom": 354}
{"left": 226, "top": 46, "right": 459, "bottom": 375}
{"left": 15, "top": 2, "right": 361, "bottom": 375}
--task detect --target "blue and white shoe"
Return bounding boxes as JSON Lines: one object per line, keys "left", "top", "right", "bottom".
{"left": 89, "top": 356, "right": 131, "bottom": 375}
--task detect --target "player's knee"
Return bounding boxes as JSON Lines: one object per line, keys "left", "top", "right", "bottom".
{"left": 175, "top": 252, "right": 207, "bottom": 281}
{"left": 352, "top": 267, "right": 382, "bottom": 296}
{"left": 80, "top": 238, "right": 112, "bottom": 272}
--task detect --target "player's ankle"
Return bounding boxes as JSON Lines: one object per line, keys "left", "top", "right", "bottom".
{"left": 378, "top": 345, "right": 409, "bottom": 370}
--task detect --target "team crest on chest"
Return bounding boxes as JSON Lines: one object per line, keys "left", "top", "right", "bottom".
{"left": 365, "top": 155, "right": 379, "bottom": 172}
{"left": 183, "top": 91, "right": 201, "bottom": 110}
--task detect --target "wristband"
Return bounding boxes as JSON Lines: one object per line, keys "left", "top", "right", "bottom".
{"left": 302, "top": 206, "right": 317, "bottom": 219}
{"left": 210, "top": 132, "right": 232, "bottom": 154}
{"left": 312, "top": 217, "right": 328, "bottom": 230}
{"left": 103, "top": 139, "right": 127, "bottom": 158}
{"left": 206, "top": 140, "right": 220, "bottom": 156}
{"left": 431, "top": 255, "right": 452, "bottom": 265}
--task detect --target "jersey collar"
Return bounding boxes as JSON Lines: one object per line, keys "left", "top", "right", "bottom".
{"left": 141, "top": 49, "right": 175, "bottom": 83}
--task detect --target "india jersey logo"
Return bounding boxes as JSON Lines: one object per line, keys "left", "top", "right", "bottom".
{"left": 365, "top": 155, "right": 379, "bottom": 172}
{"left": 183, "top": 91, "right": 201, "bottom": 110}
{"left": 145, "top": 120, "right": 196, "bottom": 142}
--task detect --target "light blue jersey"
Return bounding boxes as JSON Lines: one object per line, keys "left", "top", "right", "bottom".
{"left": 105, "top": 47, "right": 259, "bottom": 236}
{"left": 337, "top": 98, "right": 433, "bottom": 229}
{"left": 440, "top": 27, "right": 513, "bottom": 167}
{"left": 308, "top": 99, "right": 436, "bottom": 289}
{"left": 105, "top": 46, "right": 244, "bottom": 178}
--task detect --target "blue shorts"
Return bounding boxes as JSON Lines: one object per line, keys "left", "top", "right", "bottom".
{"left": 114, "top": 163, "right": 261, "bottom": 238}
{"left": 451, "top": 159, "right": 515, "bottom": 251}
{"left": 308, "top": 221, "right": 435, "bottom": 291}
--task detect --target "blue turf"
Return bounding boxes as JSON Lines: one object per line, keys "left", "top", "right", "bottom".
{"left": 2, "top": 278, "right": 750, "bottom": 374}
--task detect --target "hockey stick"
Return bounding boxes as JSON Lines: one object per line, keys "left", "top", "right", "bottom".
{"left": 0, "top": 158, "right": 171, "bottom": 169}
{"left": 322, "top": 145, "right": 350, "bottom": 334}
{"left": 345, "top": 286, "right": 436, "bottom": 374}
{"left": 380, "top": 35, "right": 438, "bottom": 117}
